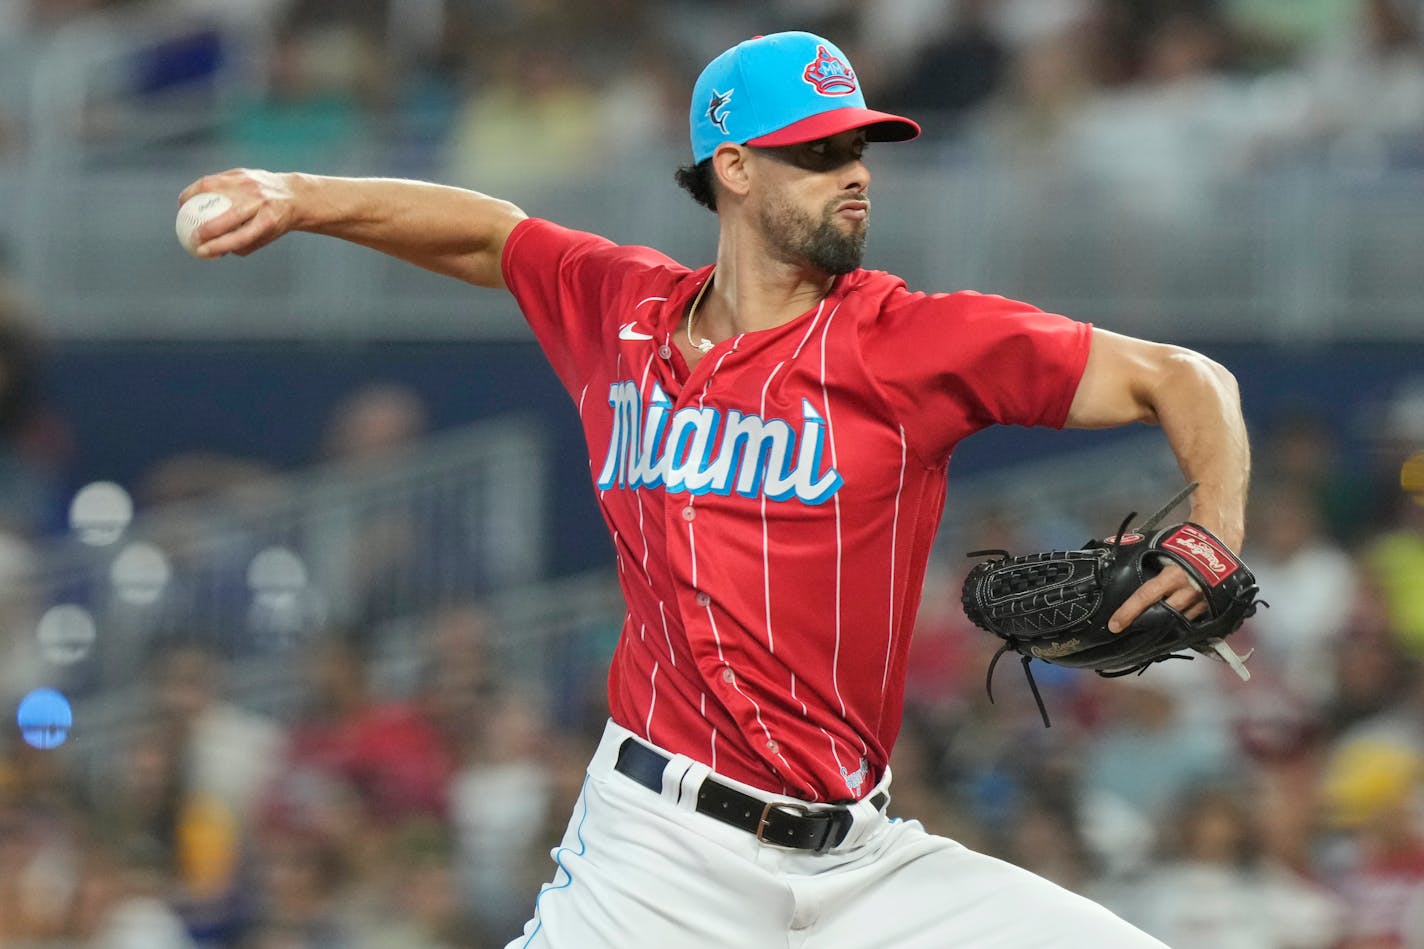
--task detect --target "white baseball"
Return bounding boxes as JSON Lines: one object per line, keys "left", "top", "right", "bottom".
{"left": 175, "top": 192, "right": 233, "bottom": 257}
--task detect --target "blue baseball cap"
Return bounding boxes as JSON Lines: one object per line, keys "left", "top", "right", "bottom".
{"left": 690, "top": 32, "right": 920, "bottom": 163}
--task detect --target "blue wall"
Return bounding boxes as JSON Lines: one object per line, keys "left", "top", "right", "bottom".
{"left": 40, "top": 340, "right": 1424, "bottom": 576}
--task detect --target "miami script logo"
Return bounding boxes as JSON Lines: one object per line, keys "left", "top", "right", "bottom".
{"left": 597, "top": 381, "right": 843, "bottom": 505}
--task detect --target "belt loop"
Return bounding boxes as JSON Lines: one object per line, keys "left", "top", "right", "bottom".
{"left": 671, "top": 759, "right": 709, "bottom": 812}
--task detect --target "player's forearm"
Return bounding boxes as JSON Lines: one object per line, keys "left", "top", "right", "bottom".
{"left": 179, "top": 169, "right": 527, "bottom": 288}
{"left": 288, "top": 173, "right": 527, "bottom": 288}
{"left": 1148, "top": 349, "right": 1250, "bottom": 548}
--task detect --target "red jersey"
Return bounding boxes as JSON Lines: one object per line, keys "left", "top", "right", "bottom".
{"left": 502, "top": 219, "right": 1091, "bottom": 802}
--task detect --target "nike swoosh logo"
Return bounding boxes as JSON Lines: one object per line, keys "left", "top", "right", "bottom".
{"left": 619, "top": 322, "right": 655, "bottom": 341}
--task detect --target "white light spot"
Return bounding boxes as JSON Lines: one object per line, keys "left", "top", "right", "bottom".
{"left": 247, "top": 547, "right": 308, "bottom": 606}
{"left": 109, "top": 542, "right": 172, "bottom": 605}
{"left": 69, "top": 482, "right": 133, "bottom": 546}
{"left": 36, "top": 605, "right": 97, "bottom": 665}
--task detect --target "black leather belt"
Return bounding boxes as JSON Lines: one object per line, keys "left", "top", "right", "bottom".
{"left": 613, "top": 738, "right": 888, "bottom": 854}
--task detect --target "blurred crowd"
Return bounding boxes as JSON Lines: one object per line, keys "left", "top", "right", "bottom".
{"left": 0, "top": 276, "right": 1420, "bottom": 947}
{"left": 2, "top": 0, "right": 1424, "bottom": 193}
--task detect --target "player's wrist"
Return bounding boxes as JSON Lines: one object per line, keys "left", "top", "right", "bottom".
{"left": 1185, "top": 510, "right": 1244, "bottom": 552}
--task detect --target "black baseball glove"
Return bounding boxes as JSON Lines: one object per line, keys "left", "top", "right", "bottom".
{"left": 960, "top": 483, "right": 1263, "bottom": 726}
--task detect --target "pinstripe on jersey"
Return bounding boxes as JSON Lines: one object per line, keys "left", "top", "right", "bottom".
{"left": 503, "top": 219, "right": 1091, "bottom": 802}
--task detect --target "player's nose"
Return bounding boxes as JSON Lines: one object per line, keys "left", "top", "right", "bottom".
{"left": 841, "top": 158, "right": 870, "bottom": 193}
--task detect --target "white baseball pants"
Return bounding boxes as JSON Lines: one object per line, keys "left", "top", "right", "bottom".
{"left": 505, "top": 720, "right": 1164, "bottom": 948}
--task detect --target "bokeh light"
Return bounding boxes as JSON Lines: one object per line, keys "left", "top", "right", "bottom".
{"left": 68, "top": 481, "right": 134, "bottom": 546}
{"left": 110, "top": 541, "right": 172, "bottom": 605}
{"left": 36, "top": 605, "right": 97, "bottom": 666}
{"left": 247, "top": 546, "right": 308, "bottom": 606}
{"left": 16, "top": 688, "right": 74, "bottom": 750}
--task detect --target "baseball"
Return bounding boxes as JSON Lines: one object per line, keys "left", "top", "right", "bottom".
{"left": 175, "top": 192, "right": 232, "bottom": 257}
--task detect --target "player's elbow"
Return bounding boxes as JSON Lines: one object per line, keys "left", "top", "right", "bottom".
{"left": 1166, "top": 347, "right": 1238, "bottom": 397}
{"left": 1146, "top": 346, "right": 1241, "bottom": 422}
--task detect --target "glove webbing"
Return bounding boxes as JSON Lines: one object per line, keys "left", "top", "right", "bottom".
{"left": 973, "top": 508, "right": 1146, "bottom": 730}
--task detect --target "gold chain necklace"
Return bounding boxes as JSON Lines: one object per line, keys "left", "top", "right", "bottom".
{"left": 685, "top": 271, "right": 715, "bottom": 354}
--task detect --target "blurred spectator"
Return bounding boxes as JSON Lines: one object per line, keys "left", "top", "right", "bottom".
{"left": 901, "top": 554, "right": 982, "bottom": 725}
{"left": 597, "top": 38, "right": 692, "bottom": 161}
{"left": 450, "top": 691, "right": 557, "bottom": 940}
{"left": 1322, "top": 581, "right": 1419, "bottom": 736}
{"left": 966, "top": 14, "right": 1100, "bottom": 171}
{"left": 0, "top": 273, "right": 70, "bottom": 536}
{"left": 886, "top": 719, "right": 980, "bottom": 846}
{"left": 338, "top": 818, "right": 472, "bottom": 949}
{"left": 75, "top": 834, "right": 197, "bottom": 949}
{"left": 1296, "top": 0, "right": 1424, "bottom": 170}
{"left": 267, "top": 633, "right": 453, "bottom": 828}
{"left": 1080, "top": 676, "right": 1239, "bottom": 827}
{"left": 1257, "top": 411, "right": 1374, "bottom": 546}
{"left": 0, "top": 737, "right": 85, "bottom": 944}
{"left": 225, "top": 0, "right": 392, "bottom": 169}
{"left": 1127, "top": 783, "right": 1345, "bottom": 947}
{"left": 0, "top": 528, "right": 43, "bottom": 706}
{"left": 1225, "top": 0, "right": 1356, "bottom": 62}
{"left": 138, "top": 451, "right": 278, "bottom": 508}
{"left": 1319, "top": 737, "right": 1424, "bottom": 946}
{"left": 246, "top": 821, "right": 354, "bottom": 948}
{"left": 308, "top": 382, "right": 437, "bottom": 628}
{"left": 318, "top": 382, "right": 427, "bottom": 466}
{"left": 997, "top": 786, "right": 1099, "bottom": 897}
{"left": 881, "top": 0, "right": 1008, "bottom": 137}
{"left": 139, "top": 639, "right": 285, "bottom": 941}
{"left": 418, "top": 603, "right": 499, "bottom": 754}
{"left": 1247, "top": 482, "right": 1361, "bottom": 706}
{"left": 153, "top": 639, "right": 287, "bottom": 830}
{"left": 1056, "top": 9, "right": 1263, "bottom": 227}
{"left": 1365, "top": 495, "right": 1424, "bottom": 660}
{"left": 441, "top": 41, "right": 604, "bottom": 195}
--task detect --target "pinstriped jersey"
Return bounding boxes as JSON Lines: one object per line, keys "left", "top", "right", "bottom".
{"left": 503, "top": 218, "right": 1092, "bottom": 802}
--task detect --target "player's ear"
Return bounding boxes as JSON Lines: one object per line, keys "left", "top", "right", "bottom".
{"left": 712, "top": 143, "right": 752, "bottom": 200}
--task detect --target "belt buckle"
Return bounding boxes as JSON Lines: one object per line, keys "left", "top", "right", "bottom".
{"left": 756, "top": 800, "right": 825, "bottom": 852}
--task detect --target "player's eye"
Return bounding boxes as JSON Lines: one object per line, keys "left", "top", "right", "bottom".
{"left": 759, "top": 136, "right": 867, "bottom": 172}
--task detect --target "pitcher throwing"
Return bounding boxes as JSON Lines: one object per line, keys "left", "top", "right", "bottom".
{"left": 181, "top": 31, "right": 1251, "bottom": 947}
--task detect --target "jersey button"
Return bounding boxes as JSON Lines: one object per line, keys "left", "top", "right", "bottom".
{"left": 722, "top": 667, "right": 734, "bottom": 684}
{"left": 658, "top": 345, "right": 673, "bottom": 359}
{"left": 695, "top": 591, "right": 711, "bottom": 607}
{"left": 681, "top": 505, "right": 695, "bottom": 521}
{"left": 766, "top": 740, "right": 779, "bottom": 754}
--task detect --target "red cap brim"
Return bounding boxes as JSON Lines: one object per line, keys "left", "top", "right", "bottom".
{"left": 746, "top": 107, "right": 921, "bottom": 148}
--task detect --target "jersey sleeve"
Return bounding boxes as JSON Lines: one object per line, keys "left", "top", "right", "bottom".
{"left": 501, "top": 218, "right": 678, "bottom": 395}
{"left": 862, "top": 289, "right": 1092, "bottom": 465}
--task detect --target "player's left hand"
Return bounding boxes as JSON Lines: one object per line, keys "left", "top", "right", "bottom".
{"left": 1108, "top": 562, "right": 1205, "bottom": 633}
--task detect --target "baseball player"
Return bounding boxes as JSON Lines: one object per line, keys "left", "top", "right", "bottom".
{"left": 182, "top": 31, "right": 1249, "bottom": 948}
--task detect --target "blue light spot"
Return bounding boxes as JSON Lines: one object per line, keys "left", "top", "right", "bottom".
{"left": 16, "top": 688, "right": 73, "bottom": 750}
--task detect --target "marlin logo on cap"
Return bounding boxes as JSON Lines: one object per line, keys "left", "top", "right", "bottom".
{"left": 802, "top": 45, "right": 857, "bottom": 96}
{"left": 706, "top": 88, "right": 734, "bottom": 134}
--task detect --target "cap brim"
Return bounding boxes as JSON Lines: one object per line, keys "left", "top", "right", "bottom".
{"left": 746, "top": 107, "right": 921, "bottom": 149}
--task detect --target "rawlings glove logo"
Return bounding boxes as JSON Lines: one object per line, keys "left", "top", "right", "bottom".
{"left": 1161, "top": 525, "right": 1239, "bottom": 586}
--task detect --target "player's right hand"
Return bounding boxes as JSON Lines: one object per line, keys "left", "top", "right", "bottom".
{"left": 177, "top": 169, "right": 298, "bottom": 258}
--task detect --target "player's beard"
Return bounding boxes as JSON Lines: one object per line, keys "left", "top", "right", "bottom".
{"left": 758, "top": 193, "right": 867, "bottom": 275}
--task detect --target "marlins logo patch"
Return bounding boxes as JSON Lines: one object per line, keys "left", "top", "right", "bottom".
{"left": 706, "top": 88, "right": 734, "bottom": 134}
{"left": 803, "top": 45, "right": 857, "bottom": 96}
